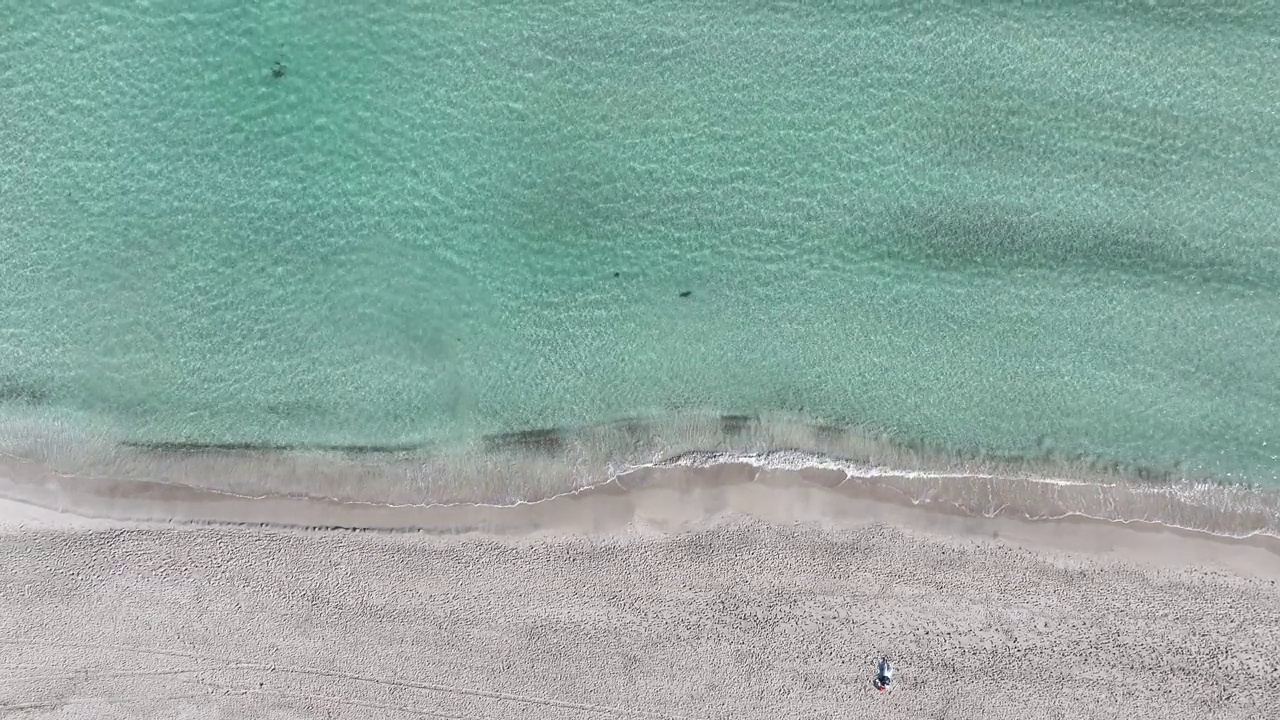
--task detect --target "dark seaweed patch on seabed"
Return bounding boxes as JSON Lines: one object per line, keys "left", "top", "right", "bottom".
{"left": 0, "top": 377, "right": 48, "bottom": 405}
{"left": 482, "top": 428, "right": 565, "bottom": 455}
{"left": 810, "top": 423, "right": 846, "bottom": 444}
{"left": 720, "top": 415, "right": 753, "bottom": 436}
{"left": 603, "top": 416, "right": 654, "bottom": 443}
{"left": 870, "top": 201, "right": 1272, "bottom": 290}
{"left": 1073, "top": 0, "right": 1280, "bottom": 30}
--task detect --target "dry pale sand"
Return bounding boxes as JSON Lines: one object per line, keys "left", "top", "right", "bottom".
{"left": 2, "top": 464, "right": 1280, "bottom": 719}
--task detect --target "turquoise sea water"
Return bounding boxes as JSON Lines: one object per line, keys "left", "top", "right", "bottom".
{"left": 2, "top": 1, "right": 1279, "bottom": 496}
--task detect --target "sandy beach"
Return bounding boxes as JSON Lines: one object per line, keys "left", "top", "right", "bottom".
{"left": 2, "top": 464, "right": 1279, "bottom": 719}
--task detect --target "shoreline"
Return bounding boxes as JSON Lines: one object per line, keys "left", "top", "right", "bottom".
{"left": 5, "top": 407, "right": 1272, "bottom": 494}
{"left": 4, "top": 436, "right": 1280, "bottom": 537}
{"left": 6, "top": 404, "right": 1280, "bottom": 555}
{"left": 4, "top": 460, "right": 1279, "bottom": 581}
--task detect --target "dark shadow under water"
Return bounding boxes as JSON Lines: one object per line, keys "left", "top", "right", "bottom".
{"left": 118, "top": 413, "right": 1192, "bottom": 486}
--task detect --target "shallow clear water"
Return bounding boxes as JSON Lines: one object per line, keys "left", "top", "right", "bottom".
{"left": 2, "top": 1, "right": 1278, "bottom": 490}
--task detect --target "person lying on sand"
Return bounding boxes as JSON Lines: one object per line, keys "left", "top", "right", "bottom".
{"left": 873, "top": 657, "right": 895, "bottom": 691}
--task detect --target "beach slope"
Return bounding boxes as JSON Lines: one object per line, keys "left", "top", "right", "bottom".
{"left": 2, "top": 477, "right": 1278, "bottom": 719}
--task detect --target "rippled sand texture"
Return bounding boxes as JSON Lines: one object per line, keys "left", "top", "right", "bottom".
{"left": 2, "top": 512, "right": 1278, "bottom": 719}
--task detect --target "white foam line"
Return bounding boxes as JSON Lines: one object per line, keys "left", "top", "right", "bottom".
{"left": 113, "top": 478, "right": 628, "bottom": 512}
{"left": 637, "top": 451, "right": 1280, "bottom": 540}
{"left": 866, "top": 467, "right": 1280, "bottom": 541}
{"left": 654, "top": 449, "right": 1113, "bottom": 487}
{"left": 7, "top": 461, "right": 624, "bottom": 513}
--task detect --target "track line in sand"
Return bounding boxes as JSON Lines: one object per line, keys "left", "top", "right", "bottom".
{"left": 0, "top": 668, "right": 476, "bottom": 719}
{"left": 1, "top": 683, "right": 476, "bottom": 720}
{"left": 0, "top": 664, "right": 253, "bottom": 684}
{"left": 0, "top": 637, "right": 708, "bottom": 720}
{"left": 0, "top": 692, "right": 233, "bottom": 713}
{"left": 182, "top": 676, "right": 480, "bottom": 720}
